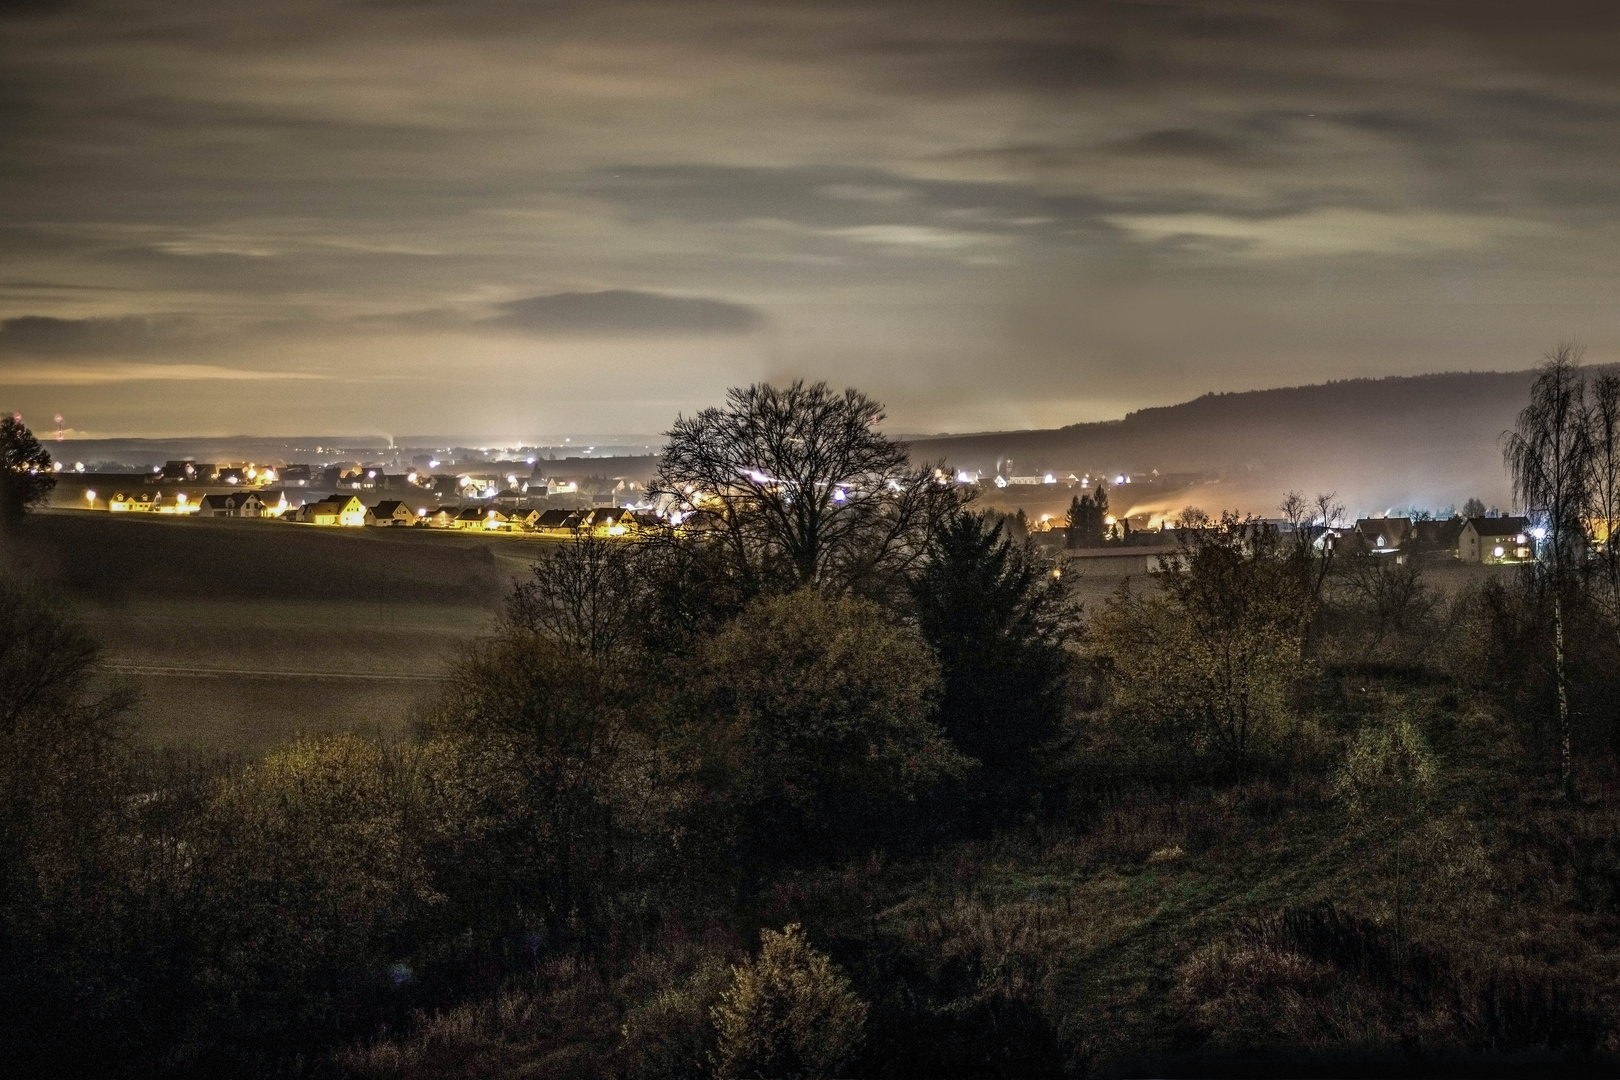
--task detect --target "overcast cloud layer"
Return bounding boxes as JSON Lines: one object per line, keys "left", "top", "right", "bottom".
{"left": 3, "top": 0, "right": 1619, "bottom": 438}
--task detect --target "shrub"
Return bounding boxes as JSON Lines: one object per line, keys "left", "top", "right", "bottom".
{"left": 702, "top": 591, "right": 968, "bottom": 858}
{"left": 618, "top": 950, "right": 732, "bottom": 1080}
{"left": 712, "top": 923, "right": 867, "bottom": 1080}
{"left": 189, "top": 734, "right": 471, "bottom": 1058}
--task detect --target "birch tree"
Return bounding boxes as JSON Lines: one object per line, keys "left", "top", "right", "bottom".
{"left": 1503, "top": 343, "right": 1591, "bottom": 796}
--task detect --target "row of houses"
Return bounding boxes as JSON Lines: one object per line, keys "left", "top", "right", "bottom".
{"left": 1329, "top": 515, "right": 1534, "bottom": 565}
{"left": 107, "top": 490, "right": 293, "bottom": 517}
{"left": 285, "top": 495, "right": 656, "bottom": 535}
{"left": 1043, "top": 514, "right": 1538, "bottom": 578}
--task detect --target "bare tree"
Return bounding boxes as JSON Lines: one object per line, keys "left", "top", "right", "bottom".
{"left": 1279, "top": 489, "right": 1344, "bottom": 657}
{"left": 652, "top": 382, "right": 962, "bottom": 595}
{"left": 1586, "top": 369, "right": 1620, "bottom": 655}
{"left": 1503, "top": 343, "right": 1591, "bottom": 796}
{"left": 505, "top": 535, "right": 640, "bottom": 657}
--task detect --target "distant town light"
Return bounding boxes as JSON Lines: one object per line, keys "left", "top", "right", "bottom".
{"left": 1115, "top": 474, "right": 1126, "bottom": 485}
{"left": 74, "top": 461, "right": 84, "bottom": 472}
{"left": 428, "top": 459, "right": 440, "bottom": 468}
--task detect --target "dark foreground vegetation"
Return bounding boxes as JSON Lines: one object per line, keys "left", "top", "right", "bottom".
{"left": 5, "top": 373, "right": 1620, "bottom": 1077}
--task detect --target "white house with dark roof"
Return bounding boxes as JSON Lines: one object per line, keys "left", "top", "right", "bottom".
{"left": 199, "top": 492, "right": 264, "bottom": 518}
{"left": 1459, "top": 516, "right": 1533, "bottom": 564}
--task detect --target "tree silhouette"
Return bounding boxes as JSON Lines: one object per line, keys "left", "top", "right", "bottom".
{"left": 652, "top": 382, "right": 960, "bottom": 595}
{"left": 0, "top": 415, "right": 55, "bottom": 523}
{"left": 910, "top": 511, "right": 1074, "bottom": 826}
{"left": 1503, "top": 343, "right": 1590, "bottom": 796}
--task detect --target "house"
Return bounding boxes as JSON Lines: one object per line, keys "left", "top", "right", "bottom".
{"left": 257, "top": 490, "right": 291, "bottom": 517}
{"left": 280, "top": 465, "right": 312, "bottom": 486}
{"left": 154, "top": 493, "right": 198, "bottom": 514}
{"left": 367, "top": 500, "right": 416, "bottom": 526}
{"left": 301, "top": 494, "right": 367, "bottom": 526}
{"left": 1459, "top": 516, "right": 1533, "bottom": 564}
{"left": 109, "top": 491, "right": 156, "bottom": 512}
{"left": 1059, "top": 545, "right": 1182, "bottom": 577}
{"left": 1411, "top": 518, "right": 1466, "bottom": 559}
{"left": 160, "top": 460, "right": 210, "bottom": 481}
{"left": 1350, "top": 517, "right": 1414, "bottom": 554}
{"left": 424, "top": 506, "right": 458, "bottom": 528}
{"left": 216, "top": 467, "right": 247, "bottom": 486}
{"left": 455, "top": 506, "right": 508, "bottom": 531}
{"left": 199, "top": 492, "right": 265, "bottom": 518}
{"left": 585, "top": 507, "right": 638, "bottom": 535}
{"left": 492, "top": 488, "right": 528, "bottom": 508}
{"left": 535, "top": 509, "right": 578, "bottom": 533}
{"left": 504, "top": 507, "right": 541, "bottom": 530}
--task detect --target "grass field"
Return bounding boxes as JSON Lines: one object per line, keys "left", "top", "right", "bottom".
{"left": 5, "top": 510, "right": 1511, "bottom": 758}
{"left": 6, "top": 510, "right": 542, "bottom": 753}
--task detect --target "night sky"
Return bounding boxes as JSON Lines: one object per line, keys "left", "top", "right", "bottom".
{"left": 3, "top": 1, "right": 1619, "bottom": 440}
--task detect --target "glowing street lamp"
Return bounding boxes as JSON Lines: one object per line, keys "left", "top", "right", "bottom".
{"left": 85, "top": 489, "right": 96, "bottom": 504}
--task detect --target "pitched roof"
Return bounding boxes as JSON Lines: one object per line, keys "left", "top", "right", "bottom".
{"left": 1413, "top": 518, "right": 1465, "bottom": 546}
{"left": 536, "top": 509, "right": 577, "bottom": 528}
{"left": 1353, "top": 517, "right": 1413, "bottom": 547}
{"left": 1468, "top": 515, "right": 1530, "bottom": 537}
{"left": 371, "top": 500, "right": 409, "bottom": 517}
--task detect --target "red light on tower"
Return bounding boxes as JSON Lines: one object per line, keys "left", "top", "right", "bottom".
{"left": 55, "top": 414, "right": 64, "bottom": 441}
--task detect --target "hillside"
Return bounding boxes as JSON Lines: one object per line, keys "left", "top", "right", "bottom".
{"left": 906, "top": 370, "right": 1540, "bottom": 520}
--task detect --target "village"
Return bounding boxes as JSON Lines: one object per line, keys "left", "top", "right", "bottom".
{"left": 57, "top": 455, "right": 1539, "bottom": 569}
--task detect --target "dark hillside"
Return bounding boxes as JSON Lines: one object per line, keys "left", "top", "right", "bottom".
{"left": 907, "top": 370, "right": 1540, "bottom": 517}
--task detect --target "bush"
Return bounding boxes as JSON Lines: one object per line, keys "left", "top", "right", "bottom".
{"left": 702, "top": 591, "right": 969, "bottom": 859}
{"left": 712, "top": 923, "right": 867, "bottom": 1080}
{"left": 618, "top": 950, "right": 732, "bottom": 1080}
{"left": 0, "top": 579, "right": 139, "bottom": 1070}
{"left": 188, "top": 734, "right": 473, "bottom": 1058}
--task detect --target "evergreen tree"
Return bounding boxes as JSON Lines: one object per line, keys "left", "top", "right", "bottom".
{"left": 910, "top": 511, "right": 1074, "bottom": 828}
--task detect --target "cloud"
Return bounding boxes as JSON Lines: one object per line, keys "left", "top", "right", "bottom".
{"left": 1102, "top": 209, "right": 1560, "bottom": 259}
{"left": 487, "top": 290, "right": 763, "bottom": 336}
{"left": 0, "top": 362, "right": 330, "bottom": 385}
{"left": 0, "top": 313, "right": 199, "bottom": 355}
{"left": 826, "top": 224, "right": 1006, "bottom": 252}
